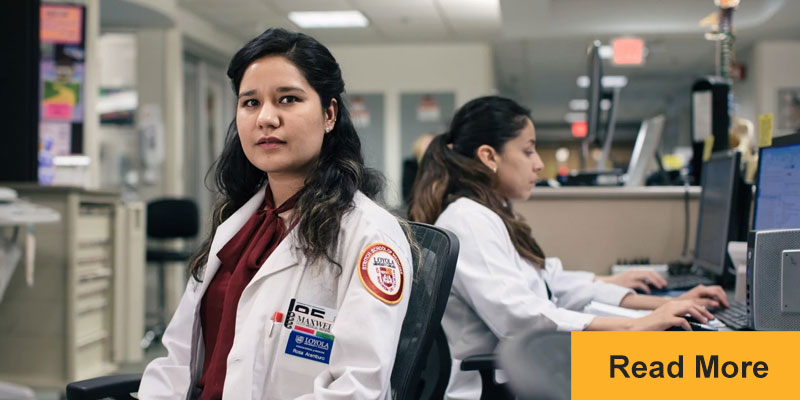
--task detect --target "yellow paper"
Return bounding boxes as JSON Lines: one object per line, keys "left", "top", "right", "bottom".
{"left": 702, "top": 136, "right": 715, "bottom": 161}
{"left": 758, "top": 113, "right": 773, "bottom": 148}
{"left": 662, "top": 154, "right": 684, "bottom": 170}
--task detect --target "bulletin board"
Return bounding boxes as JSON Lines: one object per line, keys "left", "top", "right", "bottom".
{"left": 39, "top": 3, "right": 86, "bottom": 169}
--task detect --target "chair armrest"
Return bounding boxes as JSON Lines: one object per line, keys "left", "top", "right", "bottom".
{"left": 460, "top": 354, "right": 497, "bottom": 371}
{"left": 460, "top": 354, "right": 513, "bottom": 400}
{"left": 66, "top": 374, "right": 142, "bottom": 400}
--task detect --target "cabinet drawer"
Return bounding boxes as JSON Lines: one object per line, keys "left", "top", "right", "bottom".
{"left": 76, "top": 285, "right": 110, "bottom": 341}
{"left": 76, "top": 244, "right": 111, "bottom": 265}
{"left": 76, "top": 279, "right": 110, "bottom": 297}
{"left": 77, "top": 214, "right": 112, "bottom": 242}
{"left": 76, "top": 307, "right": 108, "bottom": 342}
{"left": 75, "top": 333, "right": 111, "bottom": 378}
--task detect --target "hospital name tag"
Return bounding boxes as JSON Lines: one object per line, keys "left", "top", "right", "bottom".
{"left": 285, "top": 329, "right": 333, "bottom": 364}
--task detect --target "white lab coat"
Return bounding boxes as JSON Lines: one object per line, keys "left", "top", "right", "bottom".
{"left": 435, "top": 198, "right": 631, "bottom": 400}
{"left": 139, "top": 189, "right": 412, "bottom": 400}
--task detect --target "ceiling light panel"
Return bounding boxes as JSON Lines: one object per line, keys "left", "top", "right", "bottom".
{"left": 288, "top": 10, "right": 369, "bottom": 28}
{"left": 271, "top": 0, "right": 352, "bottom": 12}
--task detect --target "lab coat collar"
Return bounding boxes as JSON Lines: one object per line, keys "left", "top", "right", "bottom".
{"left": 197, "top": 187, "right": 266, "bottom": 295}
{"left": 197, "top": 186, "right": 300, "bottom": 297}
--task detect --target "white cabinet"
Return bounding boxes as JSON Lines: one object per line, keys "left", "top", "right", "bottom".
{"left": 0, "top": 185, "right": 144, "bottom": 389}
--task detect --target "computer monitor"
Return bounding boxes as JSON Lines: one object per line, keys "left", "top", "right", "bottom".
{"left": 754, "top": 133, "right": 800, "bottom": 230}
{"left": 623, "top": 115, "right": 665, "bottom": 187}
{"left": 694, "top": 150, "right": 750, "bottom": 278}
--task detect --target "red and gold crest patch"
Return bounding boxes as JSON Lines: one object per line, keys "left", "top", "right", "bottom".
{"left": 358, "top": 243, "right": 404, "bottom": 304}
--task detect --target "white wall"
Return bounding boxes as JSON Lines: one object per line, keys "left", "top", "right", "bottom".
{"left": 733, "top": 45, "right": 757, "bottom": 124}
{"left": 328, "top": 43, "right": 495, "bottom": 207}
{"left": 754, "top": 40, "right": 800, "bottom": 137}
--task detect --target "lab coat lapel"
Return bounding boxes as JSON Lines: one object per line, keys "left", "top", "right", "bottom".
{"left": 249, "top": 229, "right": 300, "bottom": 284}
{"left": 196, "top": 188, "right": 267, "bottom": 296}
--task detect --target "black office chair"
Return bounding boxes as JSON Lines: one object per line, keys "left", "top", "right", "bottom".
{"left": 497, "top": 331, "right": 571, "bottom": 400}
{"left": 66, "top": 222, "right": 459, "bottom": 400}
{"left": 415, "top": 325, "right": 452, "bottom": 400}
{"left": 460, "top": 354, "right": 514, "bottom": 400}
{"left": 391, "top": 222, "right": 459, "bottom": 400}
{"left": 141, "top": 198, "right": 199, "bottom": 349}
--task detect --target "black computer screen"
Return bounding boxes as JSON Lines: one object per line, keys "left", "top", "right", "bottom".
{"left": 695, "top": 153, "right": 737, "bottom": 276}
{"left": 754, "top": 142, "right": 800, "bottom": 230}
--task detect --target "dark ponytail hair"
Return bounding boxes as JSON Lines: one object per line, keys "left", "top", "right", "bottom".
{"left": 408, "top": 95, "right": 545, "bottom": 267}
{"left": 188, "top": 28, "right": 383, "bottom": 280}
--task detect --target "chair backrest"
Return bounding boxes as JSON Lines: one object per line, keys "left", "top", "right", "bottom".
{"left": 498, "top": 331, "right": 571, "bottom": 400}
{"left": 146, "top": 198, "right": 199, "bottom": 239}
{"left": 390, "top": 222, "right": 459, "bottom": 400}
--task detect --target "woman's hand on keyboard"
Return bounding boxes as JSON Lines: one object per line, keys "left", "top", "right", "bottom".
{"left": 631, "top": 300, "right": 714, "bottom": 331}
{"left": 676, "top": 285, "right": 729, "bottom": 308}
{"left": 598, "top": 269, "right": 667, "bottom": 293}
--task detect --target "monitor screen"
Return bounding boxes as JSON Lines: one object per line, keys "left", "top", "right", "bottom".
{"left": 624, "top": 115, "right": 665, "bottom": 187}
{"left": 754, "top": 141, "right": 800, "bottom": 230}
{"left": 694, "top": 153, "right": 738, "bottom": 276}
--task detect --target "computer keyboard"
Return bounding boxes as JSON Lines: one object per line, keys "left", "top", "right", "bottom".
{"left": 664, "top": 274, "right": 716, "bottom": 291}
{"left": 711, "top": 301, "right": 751, "bottom": 330}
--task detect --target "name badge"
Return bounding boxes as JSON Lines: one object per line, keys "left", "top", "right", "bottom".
{"left": 285, "top": 329, "right": 334, "bottom": 364}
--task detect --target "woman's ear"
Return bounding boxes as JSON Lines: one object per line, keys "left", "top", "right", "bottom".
{"left": 476, "top": 144, "right": 499, "bottom": 173}
{"left": 324, "top": 98, "right": 338, "bottom": 133}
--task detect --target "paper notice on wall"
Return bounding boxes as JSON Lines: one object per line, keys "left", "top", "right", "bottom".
{"left": 41, "top": 60, "right": 85, "bottom": 122}
{"left": 350, "top": 96, "right": 371, "bottom": 128}
{"left": 693, "top": 91, "right": 712, "bottom": 142}
{"left": 40, "top": 4, "right": 83, "bottom": 45}
{"left": 39, "top": 122, "right": 72, "bottom": 155}
{"left": 416, "top": 95, "right": 441, "bottom": 122}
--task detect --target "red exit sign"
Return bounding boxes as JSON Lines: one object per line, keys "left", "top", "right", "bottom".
{"left": 612, "top": 37, "right": 645, "bottom": 66}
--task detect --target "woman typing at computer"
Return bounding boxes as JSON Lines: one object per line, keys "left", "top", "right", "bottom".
{"left": 408, "top": 96, "right": 728, "bottom": 400}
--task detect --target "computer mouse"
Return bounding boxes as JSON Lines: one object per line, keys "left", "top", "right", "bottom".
{"left": 634, "top": 283, "right": 668, "bottom": 295}
{"left": 665, "top": 325, "right": 687, "bottom": 331}
{"left": 665, "top": 317, "right": 718, "bottom": 331}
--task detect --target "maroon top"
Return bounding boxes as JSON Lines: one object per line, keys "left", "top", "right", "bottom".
{"left": 197, "top": 187, "right": 299, "bottom": 400}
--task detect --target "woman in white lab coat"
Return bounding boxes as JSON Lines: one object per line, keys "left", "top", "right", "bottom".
{"left": 408, "top": 96, "right": 727, "bottom": 400}
{"left": 139, "top": 28, "right": 412, "bottom": 400}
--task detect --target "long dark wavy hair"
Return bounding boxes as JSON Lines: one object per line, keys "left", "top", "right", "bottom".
{"left": 188, "top": 28, "right": 384, "bottom": 281}
{"left": 408, "top": 96, "right": 545, "bottom": 267}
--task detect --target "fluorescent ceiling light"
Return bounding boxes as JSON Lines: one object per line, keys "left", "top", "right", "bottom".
{"left": 576, "top": 75, "right": 629, "bottom": 89}
{"left": 602, "top": 75, "right": 628, "bottom": 88}
{"left": 570, "top": 98, "right": 611, "bottom": 112}
{"left": 569, "top": 99, "right": 589, "bottom": 111}
{"left": 288, "top": 11, "right": 369, "bottom": 29}
{"left": 564, "top": 112, "right": 587, "bottom": 123}
{"left": 598, "top": 45, "right": 613, "bottom": 59}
